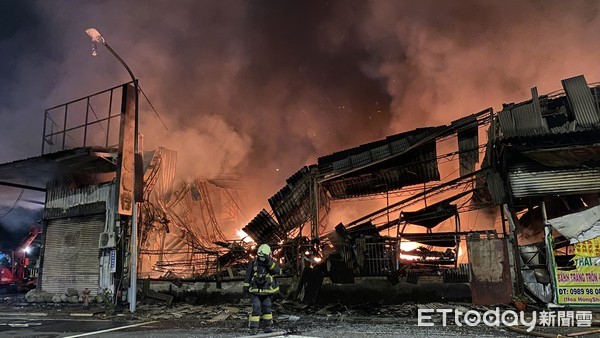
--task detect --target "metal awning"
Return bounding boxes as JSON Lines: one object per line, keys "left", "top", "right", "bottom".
{"left": 0, "top": 147, "right": 117, "bottom": 191}
{"left": 548, "top": 205, "right": 600, "bottom": 242}
{"left": 401, "top": 201, "right": 458, "bottom": 229}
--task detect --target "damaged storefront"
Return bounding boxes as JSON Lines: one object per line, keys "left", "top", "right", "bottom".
{"left": 41, "top": 181, "right": 118, "bottom": 297}
{"left": 2, "top": 74, "right": 598, "bottom": 311}
{"left": 490, "top": 74, "right": 600, "bottom": 306}
{"left": 239, "top": 108, "right": 509, "bottom": 305}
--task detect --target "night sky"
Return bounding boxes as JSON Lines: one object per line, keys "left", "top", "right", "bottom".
{"left": 2, "top": 1, "right": 600, "bottom": 244}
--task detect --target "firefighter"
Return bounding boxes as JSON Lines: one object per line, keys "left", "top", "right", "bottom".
{"left": 243, "top": 243, "right": 280, "bottom": 335}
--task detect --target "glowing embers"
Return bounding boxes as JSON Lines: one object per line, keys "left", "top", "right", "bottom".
{"left": 235, "top": 229, "right": 253, "bottom": 243}
{"left": 398, "top": 232, "right": 459, "bottom": 248}
{"left": 399, "top": 246, "right": 456, "bottom": 265}
{"left": 398, "top": 240, "right": 421, "bottom": 260}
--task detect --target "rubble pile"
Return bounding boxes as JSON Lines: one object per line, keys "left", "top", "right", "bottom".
{"left": 24, "top": 289, "right": 100, "bottom": 304}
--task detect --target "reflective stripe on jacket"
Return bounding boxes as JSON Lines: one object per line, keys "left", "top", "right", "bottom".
{"left": 244, "top": 257, "right": 280, "bottom": 295}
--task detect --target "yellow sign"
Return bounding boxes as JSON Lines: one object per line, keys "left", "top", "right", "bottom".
{"left": 574, "top": 237, "right": 600, "bottom": 257}
{"left": 555, "top": 247, "right": 600, "bottom": 305}
{"left": 556, "top": 266, "right": 600, "bottom": 286}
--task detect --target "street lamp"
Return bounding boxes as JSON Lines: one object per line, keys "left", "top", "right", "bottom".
{"left": 85, "top": 28, "right": 139, "bottom": 313}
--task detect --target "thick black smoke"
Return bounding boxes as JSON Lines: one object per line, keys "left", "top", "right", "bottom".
{"left": 1, "top": 0, "right": 600, "bottom": 232}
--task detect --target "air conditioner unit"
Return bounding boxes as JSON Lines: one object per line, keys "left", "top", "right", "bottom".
{"left": 98, "top": 232, "right": 116, "bottom": 249}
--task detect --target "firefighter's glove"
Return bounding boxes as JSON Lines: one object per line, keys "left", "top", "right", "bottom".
{"left": 243, "top": 286, "right": 250, "bottom": 297}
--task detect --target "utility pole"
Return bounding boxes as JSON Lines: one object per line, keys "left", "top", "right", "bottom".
{"left": 86, "top": 28, "right": 140, "bottom": 313}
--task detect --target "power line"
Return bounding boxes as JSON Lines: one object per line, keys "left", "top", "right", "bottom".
{"left": 139, "top": 86, "right": 168, "bottom": 131}
{"left": 0, "top": 188, "right": 25, "bottom": 219}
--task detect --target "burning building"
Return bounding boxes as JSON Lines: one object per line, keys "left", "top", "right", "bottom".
{"left": 0, "top": 74, "right": 598, "bottom": 308}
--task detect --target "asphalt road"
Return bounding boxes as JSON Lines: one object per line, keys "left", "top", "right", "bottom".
{"left": 0, "top": 315, "right": 526, "bottom": 338}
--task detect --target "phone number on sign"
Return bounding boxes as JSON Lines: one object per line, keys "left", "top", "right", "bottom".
{"left": 558, "top": 288, "right": 600, "bottom": 295}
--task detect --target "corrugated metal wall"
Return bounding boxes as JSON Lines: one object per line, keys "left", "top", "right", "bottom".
{"left": 509, "top": 164, "right": 600, "bottom": 197}
{"left": 317, "top": 126, "right": 443, "bottom": 176}
{"left": 457, "top": 116, "right": 479, "bottom": 176}
{"left": 41, "top": 214, "right": 104, "bottom": 295}
{"left": 242, "top": 209, "right": 285, "bottom": 243}
{"left": 498, "top": 100, "right": 548, "bottom": 138}
{"left": 45, "top": 183, "right": 113, "bottom": 221}
{"left": 562, "top": 75, "right": 600, "bottom": 127}
{"left": 322, "top": 141, "right": 440, "bottom": 199}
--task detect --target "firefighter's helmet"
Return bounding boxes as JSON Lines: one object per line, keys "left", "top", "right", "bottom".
{"left": 257, "top": 244, "right": 271, "bottom": 257}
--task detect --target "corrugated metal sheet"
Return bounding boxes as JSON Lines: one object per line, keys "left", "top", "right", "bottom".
{"left": 496, "top": 76, "right": 600, "bottom": 139}
{"left": 498, "top": 109, "right": 517, "bottom": 138}
{"left": 499, "top": 96, "right": 547, "bottom": 138}
{"left": 371, "top": 144, "right": 391, "bottom": 160}
{"left": 523, "top": 143, "right": 600, "bottom": 167}
{"left": 549, "top": 120, "right": 576, "bottom": 134}
{"left": 154, "top": 147, "right": 177, "bottom": 201}
{"left": 390, "top": 138, "right": 410, "bottom": 154}
{"left": 511, "top": 102, "right": 547, "bottom": 136}
{"left": 45, "top": 183, "right": 114, "bottom": 220}
{"left": 322, "top": 141, "right": 439, "bottom": 199}
{"left": 0, "top": 147, "right": 117, "bottom": 190}
{"left": 509, "top": 164, "right": 600, "bottom": 197}
{"left": 591, "top": 86, "right": 600, "bottom": 117}
{"left": 332, "top": 158, "right": 351, "bottom": 173}
{"left": 268, "top": 167, "right": 312, "bottom": 232}
{"left": 401, "top": 201, "right": 458, "bottom": 228}
{"left": 457, "top": 115, "right": 479, "bottom": 176}
{"left": 548, "top": 205, "right": 600, "bottom": 240}
{"left": 266, "top": 167, "right": 328, "bottom": 233}
{"left": 317, "top": 127, "right": 443, "bottom": 176}
{"left": 571, "top": 223, "right": 600, "bottom": 244}
{"left": 562, "top": 75, "right": 600, "bottom": 127}
{"left": 41, "top": 214, "right": 104, "bottom": 296}
{"left": 286, "top": 166, "right": 310, "bottom": 187}
{"left": 531, "top": 87, "right": 543, "bottom": 117}
{"left": 242, "top": 209, "right": 285, "bottom": 243}
{"left": 486, "top": 172, "right": 507, "bottom": 205}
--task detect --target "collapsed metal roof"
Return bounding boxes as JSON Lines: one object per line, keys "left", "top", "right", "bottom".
{"left": 318, "top": 127, "right": 444, "bottom": 199}
{"left": 491, "top": 75, "right": 600, "bottom": 202}
{"left": 497, "top": 75, "right": 600, "bottom": 139}
{"left": 242, "top": 111, "right": 491, "bottom": 243}
{"left": 243, "top": 166, "right": 328, "bottom": 243}
{"left": 268, "top": 166, "right": 315, "bottom": 232}
{"left": 242, "top": 209, "right": 284, "bottom": 244}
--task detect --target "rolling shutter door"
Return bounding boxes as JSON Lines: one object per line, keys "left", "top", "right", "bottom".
{"left": 509, "top": 165, "right": 600, "bottom": 198}
{"left": 41, "top": 214, "right": 104, "bottom": 295}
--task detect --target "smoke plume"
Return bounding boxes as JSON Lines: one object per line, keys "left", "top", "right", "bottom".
{"left": 1, "top": 0, "right": 600, "bottom": 233}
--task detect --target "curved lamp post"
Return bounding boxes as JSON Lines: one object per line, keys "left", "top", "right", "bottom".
{"left": 85, "top": 28, "right": 139, "bottom": 313}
